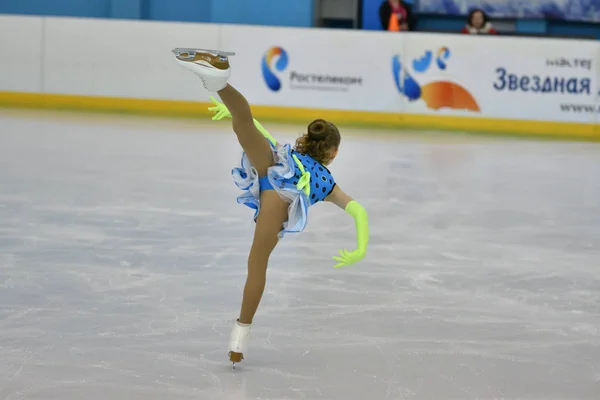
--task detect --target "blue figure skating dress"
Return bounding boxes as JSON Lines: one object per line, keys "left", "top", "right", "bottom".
{"left": 231, "top": 140, "right": 336, "bottom": 237}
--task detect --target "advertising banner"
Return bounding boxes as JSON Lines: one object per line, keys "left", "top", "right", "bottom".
{"left": 220, "top": 24, "right": 406, "bottom": 112}
{"left": 3, "top": 15, "right": 598, "bottom": 132}
{"left": 400, "top": 34, "right": 598, "bottom": 124}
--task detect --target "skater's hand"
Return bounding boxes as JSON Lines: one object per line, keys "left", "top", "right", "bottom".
{"left": 208, "top": 96, "right": 231, "bottom": 120}
{"left": 332, "top": 248, "right": 365, "bottom": 268}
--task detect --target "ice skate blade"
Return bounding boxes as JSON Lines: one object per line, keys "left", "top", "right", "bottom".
{"left": 171, "top": 48, "right": 235, "bottom": 59}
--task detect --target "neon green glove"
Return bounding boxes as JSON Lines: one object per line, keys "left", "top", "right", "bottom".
{"left": 208, "top": 96, "right": 277, "bottom": 146}
{"left": 208, "top": 96, "right": 231, "bottom": 120}
{"left": 252, "top": 118, "right": 277, "bottom": 146}
{"left": 333, "top": 200, "right": 369, "bottom": 268}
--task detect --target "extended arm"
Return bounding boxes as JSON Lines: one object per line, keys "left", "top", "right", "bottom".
{"left": 209, "top": 96, "right": 277, "bottom": 146}
{"left": 325, "top": 185, "right": 369, "bottom": 268}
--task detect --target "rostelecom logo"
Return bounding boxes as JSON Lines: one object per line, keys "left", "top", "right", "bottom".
{"left": 262, "top": 46, "right": 289, "bottom": 92}
{"left": 392, "top": 47, "right": 480, "bottom": 112}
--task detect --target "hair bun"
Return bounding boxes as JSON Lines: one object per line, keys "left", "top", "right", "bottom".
{"left": 308, "top": 119, "right": 327, "bottom": 141}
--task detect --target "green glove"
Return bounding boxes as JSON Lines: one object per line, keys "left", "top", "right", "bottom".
{"left": 208, "top": 96, "right": 231, "bottom": 120}
{"left": 333, "top": 200, "right": 369, "bottom": 268}
{"left": 253, "top": 118, "right": 277, "bottom": 146}
{"left": 208, "top": 96, "right": 277, "bottom": 146}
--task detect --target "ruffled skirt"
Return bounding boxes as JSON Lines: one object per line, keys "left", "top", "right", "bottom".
{"left": 231, "top": 143, "right": 310, "bottom": 238}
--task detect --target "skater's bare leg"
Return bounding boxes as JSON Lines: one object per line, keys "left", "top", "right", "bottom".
{"left": 216, "top": 84, "right": 274, "bottom": 177}
{"left": 239, "top": 191, "right": 289, "bottom": 324}
{"left": 229, "top": 191, "right": 288, "bottom": 365}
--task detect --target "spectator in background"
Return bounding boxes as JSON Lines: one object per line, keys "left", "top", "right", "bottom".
{"left": 462, "top": 8, "right": 497, "bottom": 34}
{"left": 379, "top": 0, "right": 415, "bottom": 31}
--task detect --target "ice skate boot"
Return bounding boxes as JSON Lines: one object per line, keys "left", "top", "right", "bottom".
{"left": 228, "top": 319, "right": 251, "bottom": 369}
{"left": 171, "top": 48, "right": 234, "bottom": 92}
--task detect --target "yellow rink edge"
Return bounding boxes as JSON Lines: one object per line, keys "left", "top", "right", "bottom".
{"left": 0, "top": 91, "right": 598, "bottom": 141}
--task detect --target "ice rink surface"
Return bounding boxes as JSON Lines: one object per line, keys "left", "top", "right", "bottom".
{"left": 0, "top": 109, "right": 599, "bottom": 400}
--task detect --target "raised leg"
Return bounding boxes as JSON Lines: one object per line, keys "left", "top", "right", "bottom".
{"left": 216, "top": 84, "right": 274, "bottom": 177}
{"left": 171, "top": 49, "right": 274, "bottom": 177}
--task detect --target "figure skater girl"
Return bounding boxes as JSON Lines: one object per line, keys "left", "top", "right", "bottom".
{"left": 171, "top": 48, "right": 369, "bottom": 367}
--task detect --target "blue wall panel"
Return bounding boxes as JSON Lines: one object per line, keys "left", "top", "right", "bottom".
{"left": 143, "top": 0, "right": 210, "bottom": 22}
{"left": 211, "top": 0, "right": 313, "bottom": 27}
{"left": 1, "top": 0, "right": 597, "bottom": 37}
{"left": 242, "top": 0, "right": 312, "bottom": 27}
{"left": 110, "top": 0, "right": 143, "bottom": 19}
{"left": 362, "top": 0, "right": 381, "bottom": 30}
{"left": 548, "top": 21, "right": 600, "bottom": 39}
{"left": 209, "top": 0, "right": 243, "bottom": 24}
{"left": 515, "top": 19, "right": 547, "bottom": 34}
{"left": 0, "top": 0, "right": 109, "bottom": 18}
{"left": 414, "top": 15, "right": 465, "bottom": 32}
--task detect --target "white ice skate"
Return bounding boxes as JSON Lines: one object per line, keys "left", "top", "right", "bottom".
{"left": 228, "top": 319, "right": 251, "bottom": 368}
{"left": 171, "top": 48, "right": 234, "bottom": 92}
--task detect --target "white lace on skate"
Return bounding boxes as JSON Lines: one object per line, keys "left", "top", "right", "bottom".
{"left": 171, "top": 48, "right": 235, "bottom": 92}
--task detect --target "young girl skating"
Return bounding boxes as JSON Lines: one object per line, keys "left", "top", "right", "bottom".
{"left": 172, "top": 48, "right": 370, "bottom": 367}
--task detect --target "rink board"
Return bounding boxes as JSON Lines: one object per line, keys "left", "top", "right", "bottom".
{"left": 2, "top": 92, "right": 597, "bottom": 141}
{"left": 0, "top": 15, "right": 598, "bottom": 140}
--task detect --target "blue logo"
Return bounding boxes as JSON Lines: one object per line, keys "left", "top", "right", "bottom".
{"left": 262, "top": 47, "right": 289, "bottom": 91}
{"left": 392, "top": 47, "right": 479, "bottom": 112}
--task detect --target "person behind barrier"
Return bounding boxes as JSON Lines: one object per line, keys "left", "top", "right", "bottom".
{"left": 379, "top": 0, "right": 415, "bottom": 31}
{"left": 461, "top": 8, "right": 497, "bottom": 34}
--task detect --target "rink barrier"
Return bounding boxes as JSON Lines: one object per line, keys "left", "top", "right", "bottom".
{"left": 1, "top": 91, "right": 598, "bottom": 141}
{"left": 0, "top": 15, "right": 598, "bottom": 140}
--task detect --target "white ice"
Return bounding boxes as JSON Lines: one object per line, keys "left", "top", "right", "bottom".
{"left": 0, "top": 109, "right": 599, "bottom": 400}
